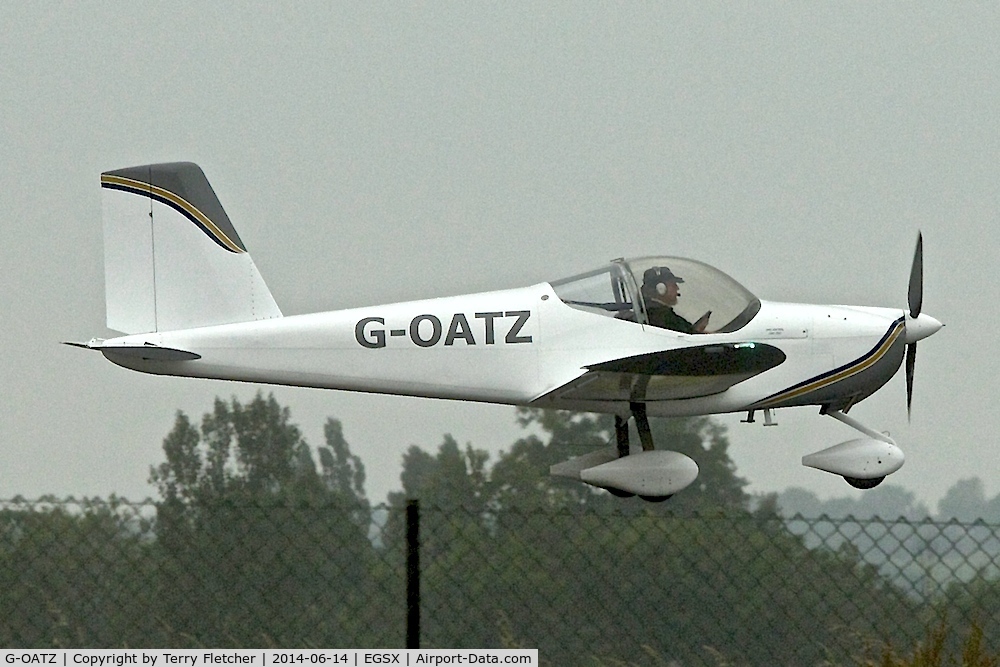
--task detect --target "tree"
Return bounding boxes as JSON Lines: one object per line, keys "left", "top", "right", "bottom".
{"left": 386, "top": 410, "right": 802, "bottom": 657}
{"left": 0, "top": 497, "right": 159, "bottom": 647}
{"left": 387, "top": 409, "right": 750, "bottom": 514}
{"left": 938, "top": 478, "right": 990, "bottom": 522}
{"left": 320, "top": 418, "right": 368, "bottom": 504}
{"left": 388, "top": 435, "right": 490, "bottom": 509}
{"left": 776, "top": 484, "right": 931, "bottom": 520}
{"left": 490, "top": 408, "right": 751, "bottom": 512}
{"left": 147, "top": 392, "right": 382, "bottom": 646}
{"left": 151, "top": 393, "right": 330, "bottom": 503}
{"left": 383, "top": 435, "right": 493, "bottom": 574}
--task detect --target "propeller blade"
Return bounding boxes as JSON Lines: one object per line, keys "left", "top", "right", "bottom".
{"left": 905, "top": 342, "right": 916, "bottom": 420}
{"left": 908, "top": 232, "right": 923, "bottom": 318}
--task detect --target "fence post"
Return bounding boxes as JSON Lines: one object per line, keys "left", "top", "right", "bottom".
{"left": 406, "top": 498, "right": 420, "bottom": 649}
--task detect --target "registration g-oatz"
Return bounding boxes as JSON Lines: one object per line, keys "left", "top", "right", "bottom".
{"left": 70, "top": 163, "right": 943, "bottom": 502}
{"left": 5, "top": 656, "right": 57, "bottom": 664}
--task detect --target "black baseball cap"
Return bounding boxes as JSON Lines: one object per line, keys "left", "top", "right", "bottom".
{"left": 643, "top": 266, "right": 684, "bottom": 287}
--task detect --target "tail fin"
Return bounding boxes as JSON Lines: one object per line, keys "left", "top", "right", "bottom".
{"left": 101, "top": 162, "right": 282, "bottom": 333}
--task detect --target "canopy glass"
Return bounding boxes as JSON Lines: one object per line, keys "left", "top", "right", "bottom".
{"left": 550, "top": 256, "right": 760, "bottom": 334}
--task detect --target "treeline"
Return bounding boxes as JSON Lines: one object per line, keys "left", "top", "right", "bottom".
{"left": 0, "top": 393, "right": 998, "bottom": 664}
{"left": 777, "top": 478, "right": 1000, "bottom": 522}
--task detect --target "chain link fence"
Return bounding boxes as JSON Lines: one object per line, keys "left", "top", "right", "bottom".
{"left": 0, "top": 497, "right": 998, "bottom": 665}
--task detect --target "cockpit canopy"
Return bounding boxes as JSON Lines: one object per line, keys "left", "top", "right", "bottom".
{"left": 550, "top": 256, "right": 760, "bottom": 334}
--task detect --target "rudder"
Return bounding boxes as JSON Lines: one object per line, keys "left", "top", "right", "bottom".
{"left": 101, "top": 162, "right": 282, "bottom": 333}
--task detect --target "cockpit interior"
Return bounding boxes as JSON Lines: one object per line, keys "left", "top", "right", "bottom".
{"left": 550, "top": 256, "right": 761, "bottom": 334}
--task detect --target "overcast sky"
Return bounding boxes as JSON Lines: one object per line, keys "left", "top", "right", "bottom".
{"left": 2, "top": 3, "right": 997, "bottom": 506}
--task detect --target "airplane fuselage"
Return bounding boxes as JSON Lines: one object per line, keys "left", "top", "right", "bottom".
{"left": 78, "top": 162, "right": 944, "bottom": 496}
{"left": 99, "top": 282, "right": 906, "bottom": 418}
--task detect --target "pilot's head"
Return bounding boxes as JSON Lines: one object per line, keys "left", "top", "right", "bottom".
{"left": 643, "top": 266, "right": 684, "bottom": 305}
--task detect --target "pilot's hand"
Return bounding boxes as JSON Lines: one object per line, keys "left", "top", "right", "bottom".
{"left": 694, "top": 311, "right": 711, "bottom": 333}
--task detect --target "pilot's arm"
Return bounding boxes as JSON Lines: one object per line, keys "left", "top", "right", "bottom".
{"left": 648, "top": 306, "right": 696, "bottom": 334}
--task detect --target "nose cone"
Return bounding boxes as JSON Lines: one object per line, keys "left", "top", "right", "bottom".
{"left": 905, "top": 313, "right": 943, "bottom": 344}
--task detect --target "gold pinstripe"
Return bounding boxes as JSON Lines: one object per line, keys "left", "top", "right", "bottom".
{"left": 100, "top": 174, "right": 245, "bottom": 254}
{"left": 754, "top": 320, "right": 905, "bottom": 409}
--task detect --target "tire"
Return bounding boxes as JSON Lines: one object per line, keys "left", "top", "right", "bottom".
{"left": 844, "top": 476, "right": 885, "bottom": 490}
{"left": 639, "top": 495, "right": 673, "bottom": 503}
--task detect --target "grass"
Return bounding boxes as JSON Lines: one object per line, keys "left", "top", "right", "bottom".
{"left": 859, "top": 622, "right": 998, "bottom": 667}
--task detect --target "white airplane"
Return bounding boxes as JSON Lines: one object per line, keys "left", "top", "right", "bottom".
{"left": 71, "top": 162, "right": 943, "bottom": 501}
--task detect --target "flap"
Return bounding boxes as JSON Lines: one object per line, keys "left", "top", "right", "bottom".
{"left": 586, "top": 342, "right": 785, "bottom": 376}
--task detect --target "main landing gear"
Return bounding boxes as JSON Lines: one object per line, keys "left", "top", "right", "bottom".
{"left": 609, "top": 403, "right": 673, "bottom": 503}
{"left": 549, "top": 406, "right": 699, "bottom": 499}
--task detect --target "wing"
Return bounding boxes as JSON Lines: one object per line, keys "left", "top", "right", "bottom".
{"left": 534, "top": 342, "right": 785, "bottom": 403}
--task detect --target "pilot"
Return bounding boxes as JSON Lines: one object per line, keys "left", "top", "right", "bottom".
{"left": 642, "top": 266, "right": 708, "bottom": 333}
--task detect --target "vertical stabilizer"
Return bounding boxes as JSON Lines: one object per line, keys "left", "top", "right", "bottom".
{"left": 101, "top": 162, "right": 282, "bottom": 334}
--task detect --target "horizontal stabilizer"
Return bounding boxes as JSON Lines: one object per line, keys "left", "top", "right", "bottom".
{"left": 64, "top": 340, "right": 200, "bottom": 362}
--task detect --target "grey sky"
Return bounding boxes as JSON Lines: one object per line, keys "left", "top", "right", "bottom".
{"left": 2, "top": 3, "right": 996, "bottom": 506}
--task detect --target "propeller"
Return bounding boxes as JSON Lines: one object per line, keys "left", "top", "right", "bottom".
{"left": 902, "top": 232, "right": 943, "bottom": 419}
{"left": 908, "top": 233, "right": 923, "bottom": 320}
{"left": 906, "top": 233, "right": 922, "bottom": 418}
{"left": 905, "top": 331, "right": 917, "bottom": 418}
